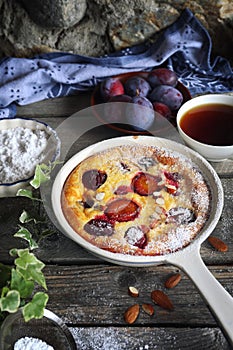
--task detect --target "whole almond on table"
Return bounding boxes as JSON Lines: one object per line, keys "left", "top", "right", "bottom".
{"left": 207, "top": 236, "right": 228, "bottom": 252}
{"left": 165, "top": 273, "right": 181, "bottom": 289}
{"left": 124, "top": 304, "right": 140, "bottom": 324}
{"left": 151, "top": 290, "right": 174, "bottom": 310}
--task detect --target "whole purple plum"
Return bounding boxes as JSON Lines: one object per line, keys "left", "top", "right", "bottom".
{"left": 126, "top": 96, "right": 154, "bottom": 131}
{"left": 149, "top": 85, "right": 183, "bottom": 110}
{"left": 124, "top": 76, "right": 151, "bottom": 97}
{"left": 152, "top": 102, "right": 172, "bottom": 119}
{"left": 103, "top": 95, "right": 132, "bottom": 123}
{"left": 148, "top": 68, "right": 178, "bottom": 88}
{"left": 100, "top": 77, "right": 125, "bottom": 101}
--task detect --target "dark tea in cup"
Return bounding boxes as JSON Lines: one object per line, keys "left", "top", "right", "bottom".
{"left": 177, "top": 94, "right": 233, "bottom": 162}
{"left": 179, "top": 103, "right": 233, "bottom": 146}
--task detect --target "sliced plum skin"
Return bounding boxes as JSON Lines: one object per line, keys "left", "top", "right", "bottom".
{"left": 82, "top": 169, "right": 107, "bottom": 190}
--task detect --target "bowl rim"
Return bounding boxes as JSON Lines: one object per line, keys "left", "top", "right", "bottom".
{"left": 0, "top": 308, "right": 76, "bottom": 350}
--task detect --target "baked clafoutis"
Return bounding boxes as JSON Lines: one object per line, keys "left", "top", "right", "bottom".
{"left": 61, "top": 144, "right": 210, "bottom": 256}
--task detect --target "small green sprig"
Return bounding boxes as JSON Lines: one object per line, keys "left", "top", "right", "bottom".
{"left": 17, "top": 161, "right": 60, "bottom": 200}
{"left": 0, "top": 162, "right": 59, "bottom": 323}
{"left": 0, "top": 248, "right": 48, "bottom": 322}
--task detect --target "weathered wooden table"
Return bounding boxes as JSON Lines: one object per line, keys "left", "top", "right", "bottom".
{"left": 1, "top": 93, "right": 233, "bottom": 349}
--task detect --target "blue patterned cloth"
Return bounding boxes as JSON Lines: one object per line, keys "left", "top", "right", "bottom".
{"left": 0, "top": 8, "right": 232, "bottom": 118}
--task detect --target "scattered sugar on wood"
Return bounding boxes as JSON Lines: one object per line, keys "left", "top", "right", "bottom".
{"left": 70, "top": 327, "right": 179, "bottom": 349}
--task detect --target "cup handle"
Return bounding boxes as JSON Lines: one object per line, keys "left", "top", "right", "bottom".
{"left": 167, "top": 248, "right": 233, "bottom": 347}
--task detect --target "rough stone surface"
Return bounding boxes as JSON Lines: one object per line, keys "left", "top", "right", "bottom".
{"left": 19, "top": 0, "right": 87, "bottom": 28}
{"left": 0, "top": 0, "right": 232, "bottom": 63}
{"left": 109, "top": 3, "right": 179, "bottom": 49}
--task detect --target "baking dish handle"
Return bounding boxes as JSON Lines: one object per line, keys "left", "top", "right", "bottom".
{"left": 167, "top": 248, "right": 233, "bottom": 347}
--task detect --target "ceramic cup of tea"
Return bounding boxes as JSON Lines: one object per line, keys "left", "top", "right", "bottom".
{"left": 176, "top": 94, "right": 233, "bottom": 162}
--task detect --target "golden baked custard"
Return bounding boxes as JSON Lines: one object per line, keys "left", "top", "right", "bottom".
{"left": 61, "top": 144, "right": 210, "bottom": 256}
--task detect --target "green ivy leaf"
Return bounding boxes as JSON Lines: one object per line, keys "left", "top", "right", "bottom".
{"left": 17, "top": 266, "right": 47, "bottom": 290}
{"left": 10, "top": 269, "right": 34, "bottom": 299}
{"left": 0, "top": 290, "right": 20, "bottom": 313}
{"left": 22, "top": 292, "right": 49, "bottom": 322}
{"left": 9, "top": 248, "right": 18, "bottom": 257}
{"left": 19, "top": 210, "right": 44, "bottom": 225}
{"left": 1, "top": 286, "right": 9, "bottom": 298}
{"left": 19, "top": 210, "right": 34, "bottom": 224}
{"left": 19, "top": 210, "right": 31, "bottom": 223}
{"left": 16, "top": 189, "right": 41, "bottom": 201}
{"left": 16, "top": 189, "right": 33, "bottom": 198}
{"left": 30, "top": 164, "right": 50, "bottom": 189}
{"left": 15, "top": 249, "right": 44, "bottom": 270}
{"left": 14, "top": 227, "right": 38, "bottom": 250}
{"left": 14, "top": 249, "right": 47, "bottom": 290}
{"left": 14, "top": 249, "right": 36, "bottom": 266}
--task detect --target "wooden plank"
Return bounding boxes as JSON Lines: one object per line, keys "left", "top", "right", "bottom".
{"left": 69, "top": 326, "right": 231, "bottom": 350}
{"left": 43, "top": 264, "right": 233, "bottom": 327}
{"left": 16, "top": 94, "right": 92, "bottom": 118}
{"left": 1, "top": 177, "right": 232, "bottom": 265}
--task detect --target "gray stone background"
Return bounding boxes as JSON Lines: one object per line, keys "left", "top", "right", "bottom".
{"left": 0, "top": 0, "right": 232, "bottom": 64}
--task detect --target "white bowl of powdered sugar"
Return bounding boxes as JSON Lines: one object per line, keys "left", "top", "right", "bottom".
{"left": 0, "top": 117, "right": 60, "bottom": 197}
{"left": 0, "top": 308, "right": 76, "bottom": 350}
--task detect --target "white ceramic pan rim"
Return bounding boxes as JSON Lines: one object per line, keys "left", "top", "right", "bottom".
{"left": 52, "top": 136, "right": 233, "bottom": 346}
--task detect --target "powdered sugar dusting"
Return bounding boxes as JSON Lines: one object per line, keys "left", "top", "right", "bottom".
{"left": 0, "top": 126, "right": 49, "bottom": 184}
{"left": 151, "top": 224, "right": 199, "bottom": 254}
{"left": 14, "top": 336, "right": 54, "bottom": 350}
{"left": 124, "top": 226, "right": 144, "bottom": 245}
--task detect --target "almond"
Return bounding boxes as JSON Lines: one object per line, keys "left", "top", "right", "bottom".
{"left": 124, "top": 304, "right": 140, "bottom": 324}
{"left": 164, "top": 273, "right": 181, "bottom": 289}
{"left": 151, "top": 290, "right": 174, "bottom": 310}
{"left": 128, "top": 286, "right": 139, "bottom": 298}
{"left": 207, "top": 236, "right": 228, "bottom": 252}
{"left": 142, "top": 303, "right": 154, "bottom": 316}
{"left": 165, "top": 184, "right": 177, "bottom": 194}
